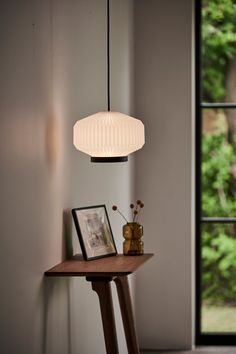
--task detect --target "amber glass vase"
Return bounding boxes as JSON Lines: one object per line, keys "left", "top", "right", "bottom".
{"left": 122, "top": 222, "right": 144, "bottom": 255}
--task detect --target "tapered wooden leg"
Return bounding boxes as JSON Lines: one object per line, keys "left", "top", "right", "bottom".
{"left": 114, "top": 276, "right": 139, "bottom": 354}
{"left": 87, "top": 277, "right": 119, "bottom": 354}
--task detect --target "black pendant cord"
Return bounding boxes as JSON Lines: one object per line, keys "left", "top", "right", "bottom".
{"left": 91, "top": 0, "right": 129, "bottom": 163}
{"left": 107, "top": 0, "right": 110, "bottom": 111}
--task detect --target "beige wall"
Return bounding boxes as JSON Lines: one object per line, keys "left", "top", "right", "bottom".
{"left": 0, "top": 0, "right": 134, "bottom": 353}
{"left": 0, "top": 0, "right": 193, "bottom": 353}
{"left": 134, "top": 0, "right": 193, "bottom": 350}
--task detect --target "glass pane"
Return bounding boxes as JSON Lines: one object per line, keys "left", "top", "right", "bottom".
{"left": 201, "top": 223, "right": 236, "bottom": 333}
{"left": 201, "top": 109, "right": 236, "bottom": 217}
{"left": 201, "top": 0, "right": 236, "bottom": 103}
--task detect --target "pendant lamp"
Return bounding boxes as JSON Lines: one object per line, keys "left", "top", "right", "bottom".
{"left": 73, "top": 0, "right": 145, "bottom": 163}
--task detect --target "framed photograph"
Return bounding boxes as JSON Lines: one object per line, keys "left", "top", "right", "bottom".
{"left": 71, "top": 205, "right": 117, "bottom": 260}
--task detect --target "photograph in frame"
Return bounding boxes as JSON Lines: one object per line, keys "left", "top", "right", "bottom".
{"left": 71, "top": 205, "right": 117, "bottom": 260}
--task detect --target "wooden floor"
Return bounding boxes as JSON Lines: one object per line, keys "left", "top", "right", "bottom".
{"left": 141, "top": 348, "right": 236, "bottom": 354}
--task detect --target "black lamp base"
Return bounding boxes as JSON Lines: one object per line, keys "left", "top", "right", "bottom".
{"left": 91, "top": 156, "right": 128, "bottom": 163}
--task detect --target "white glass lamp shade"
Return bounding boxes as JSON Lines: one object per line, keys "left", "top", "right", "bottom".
{"left": 73, "top": 111, "right": 145, "bottom": 162}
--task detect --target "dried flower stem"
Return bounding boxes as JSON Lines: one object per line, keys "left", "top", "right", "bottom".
{"left": 112, "top": 206, "right": 129, "bottom": 223}
{"left": 132, "top": 200, "right": 144, "bottom": 223}
{"left": 133, "top": 207, "right": 139, "bottom": 222}
{"left": 117, "top": 209, "right": 129, "bottom": 223}
{"left": 136, "top": 209, "right": 142, "bottom": 224}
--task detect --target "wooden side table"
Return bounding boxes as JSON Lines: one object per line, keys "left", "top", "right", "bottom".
{"left": 45, "top": 254, "right": 153, "bottom": 354}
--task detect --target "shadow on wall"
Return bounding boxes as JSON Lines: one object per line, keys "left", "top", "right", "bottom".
{"left": 41, "top": 209, "right": 74, "bottom": 354}
{"left": 45, "top": 112, "right": 60, "bottom": 174}
{"left": 42, "top": 277, "right": 72, "bottom": 354}
{"left": 62, "top": 209, "right": 74, "bottom": 260}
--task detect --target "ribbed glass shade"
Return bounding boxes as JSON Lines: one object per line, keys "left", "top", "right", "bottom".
{"left": 73, "top": 111, "right": 145, "bottom": 158}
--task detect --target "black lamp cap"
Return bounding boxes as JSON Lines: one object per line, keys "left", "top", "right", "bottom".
{"left": 91, "top": 156, "right": 128, "bottom": 163}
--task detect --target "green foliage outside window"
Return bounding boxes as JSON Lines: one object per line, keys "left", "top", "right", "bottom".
{"left": 202, "top": 0, "right": 236, "bottom": 101}
{"left": 202, "top": 134, "right": 236, "bottom": 217}
{"left": 201, "top": 0, "right": 236, "bottom": 304}
{"left": 202, "top": 135, "right": 236, "bottom": 304}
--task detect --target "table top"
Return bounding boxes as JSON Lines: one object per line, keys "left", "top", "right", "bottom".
{"left": 45, "top": 254, "right": 153, "bottom": 277}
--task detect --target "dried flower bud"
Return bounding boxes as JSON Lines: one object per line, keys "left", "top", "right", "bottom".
{"left": 136, "top": 200, "right": 141, "bottom": 205}
{"left": 134, "top": 210, "right": 138, "bottom": 215}
{"left": 112, "top": 205, "right": 117, "bottom": 211}
{"left": 140, "top": 203, "right": 144, "bottom": 208}
{"left": 130, "top": 203, "right": 134, "bottom": 209}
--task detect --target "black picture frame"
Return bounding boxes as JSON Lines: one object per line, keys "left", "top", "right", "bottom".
{"left": 71, "top": 205, "right": 117, "bottom": 261}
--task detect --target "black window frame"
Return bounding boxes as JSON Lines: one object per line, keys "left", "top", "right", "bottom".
{"left": 195, "top": 0, "right": 236, "bottom": 346}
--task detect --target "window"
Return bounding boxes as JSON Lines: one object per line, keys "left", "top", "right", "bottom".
{"left": 196, "top": 0, "right": 236, "bottom": 345}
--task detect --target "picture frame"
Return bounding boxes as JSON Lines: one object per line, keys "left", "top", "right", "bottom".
{"left": 71, "top": 205, "right": 117, "bottom": 261}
